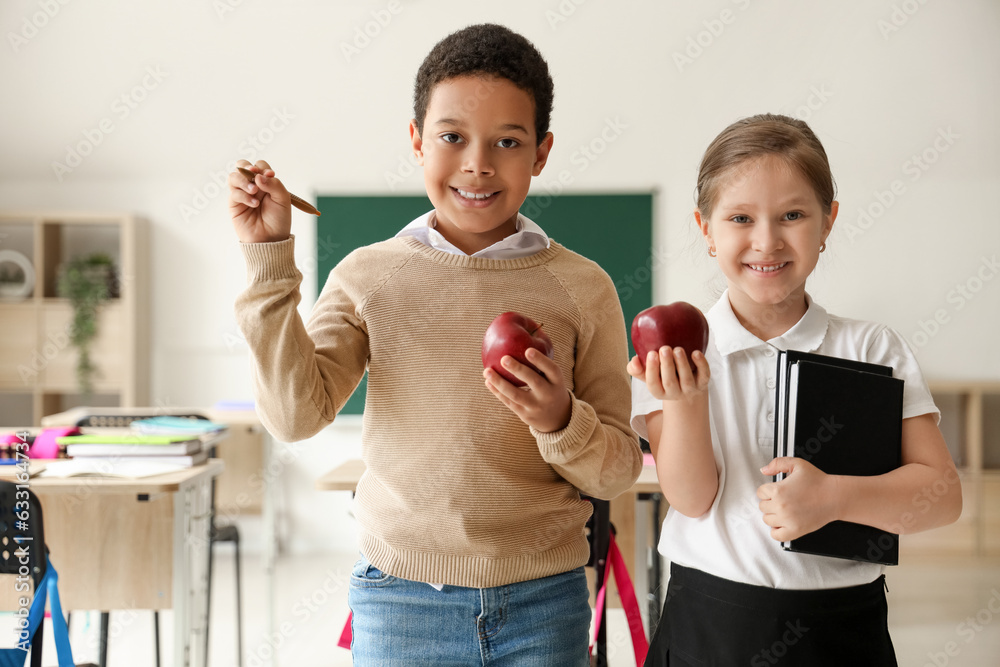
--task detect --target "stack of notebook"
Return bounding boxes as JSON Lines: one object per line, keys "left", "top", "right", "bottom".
{"left": 773, "top": 349, "right": 904, "bottom": 565}
{"left": 47, "top": 416, "right": 227, "bottom": 478}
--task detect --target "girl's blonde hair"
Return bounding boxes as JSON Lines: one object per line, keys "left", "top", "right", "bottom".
{"left": 696, "top": 113, "right": 836, "bottom": 217}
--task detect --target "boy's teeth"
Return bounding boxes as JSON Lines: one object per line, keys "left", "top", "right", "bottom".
{"left": 457, "top": 188, "right": 495, "bottom": 200}
{"left": 750, "top": 263, "right": 787, "bottom": 272}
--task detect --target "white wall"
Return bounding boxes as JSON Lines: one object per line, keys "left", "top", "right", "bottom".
{"left": 2, "top": 0, "right": 998, "bottom": 553}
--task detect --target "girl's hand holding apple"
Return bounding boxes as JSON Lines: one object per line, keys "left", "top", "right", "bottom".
{"left": 628, "top": 301, "right": 711, "bottom": 401}
{"left": 627, "top": 345, "right": 711, "bottom": 402}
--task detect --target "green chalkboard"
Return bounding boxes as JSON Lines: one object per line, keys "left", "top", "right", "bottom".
{"left": 315, "top": 193, "right": 654, "bottom": 414}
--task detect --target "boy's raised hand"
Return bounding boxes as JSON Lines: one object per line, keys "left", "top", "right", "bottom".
{"left": 228, "top": 159, "right": 292, "bottom": 243}
{"left": 483, "top": 348, "right": 572, "bottom": 433}
{"left": 627, "top": 346, "right": 710, "bottom": 403}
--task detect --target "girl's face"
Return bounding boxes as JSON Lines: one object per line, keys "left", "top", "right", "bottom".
{"left": 696, "top": 154, "right": 838, "bottom": 337}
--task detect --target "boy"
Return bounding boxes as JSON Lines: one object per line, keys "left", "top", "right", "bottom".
{"left": 229, "top": 23, "right": 642, "bottom": 665}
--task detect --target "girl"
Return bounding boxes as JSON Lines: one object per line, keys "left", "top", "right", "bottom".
{"left": 630, "top": 113, "right": 961, "bottom": 666}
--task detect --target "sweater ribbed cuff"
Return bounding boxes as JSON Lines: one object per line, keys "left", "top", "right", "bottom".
{"left": 239, "top": 235, "right": 301, "bottom": 282}
{"left": 531, "top": 395, "right": 598, "bottom": 460}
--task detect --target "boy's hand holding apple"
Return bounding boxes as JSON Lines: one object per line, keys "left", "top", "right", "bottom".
{"left": 228, "top": 159, "right": 293, "bottom": 244}
{"left": 627, "top": 302, "right": 712, "bottom": 401}
{"left": 482, "top": 312, "right": 572, "bottom": 433}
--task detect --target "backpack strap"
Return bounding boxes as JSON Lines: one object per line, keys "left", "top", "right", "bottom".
{"left": 0, "top": 554, "right": 75, "bottom": 667}
{"left": 589, "top": 531, "right": 649, "bottom": 667}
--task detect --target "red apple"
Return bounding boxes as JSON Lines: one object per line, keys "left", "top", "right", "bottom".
{"left": 631, "top": 302, "right": 709, "bottom": 369}
{"left": 482, "top": 312, "right": 554, "bottom": 387}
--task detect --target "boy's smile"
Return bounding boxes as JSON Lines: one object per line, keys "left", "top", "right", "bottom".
{"left": 410, "top": 75, "right": 553, "bottom": 255}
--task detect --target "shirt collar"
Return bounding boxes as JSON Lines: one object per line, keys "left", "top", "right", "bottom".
{"left": 395, "top": 210, "right": 550, "bottom": 259}
{"left": 707, "top": 290, "right": 829, "bottom": 356}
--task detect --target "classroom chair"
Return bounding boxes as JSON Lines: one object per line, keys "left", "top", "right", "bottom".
{"left": 583, "top": 495, "right": 611, "bottom": 667}
{"left": 0, "top": 479, "right": 98, "bottom": 667}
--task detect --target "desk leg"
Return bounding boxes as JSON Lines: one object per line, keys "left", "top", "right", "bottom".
{"left": 174, "top": 475, "right": 213, "bottom": 667}
{"left": 262, "top": 432, "right": 279, "bottom": 667}
{"left": 609, "top": 490, "right": 637, "bottom": 607}
{"left": 645, "top": 493, "right": 663, "bottom": 631}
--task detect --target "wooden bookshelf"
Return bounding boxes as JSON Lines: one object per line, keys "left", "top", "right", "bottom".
{"left": 0, "top": 212, "right": 148, "bottom": 426}
{"left": 901, "top": 381, "right": 1000, "bottom": 557}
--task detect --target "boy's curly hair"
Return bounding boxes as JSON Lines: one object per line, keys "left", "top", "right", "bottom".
{"left": 413, "top": 24, "right": 554, "bottom": 144}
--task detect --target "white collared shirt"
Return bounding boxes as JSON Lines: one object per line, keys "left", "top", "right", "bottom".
{"left": 395, "top": 210, "right": 550, "bottom": 259}
{"left": 631, "top": 291, "right": 939, "bottom": 590}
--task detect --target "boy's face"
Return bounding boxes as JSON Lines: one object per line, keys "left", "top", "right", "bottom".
{"left": 410, "top": 75, "right": 553, "bottom": 255}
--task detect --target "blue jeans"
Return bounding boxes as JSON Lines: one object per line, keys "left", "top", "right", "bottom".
{"left": 348, "top": 554, "right": 591, "bottom": 666}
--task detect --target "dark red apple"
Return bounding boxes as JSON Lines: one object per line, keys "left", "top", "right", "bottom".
{"left": 482, "top": 312, "right": 554, "bottom": 387}
{"left": 631, "top": 302, "right": 709, "bottom": 369}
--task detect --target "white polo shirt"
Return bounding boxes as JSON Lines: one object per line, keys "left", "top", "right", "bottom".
{"left": 631, "top": 291, "right": 939, "bottom": 590}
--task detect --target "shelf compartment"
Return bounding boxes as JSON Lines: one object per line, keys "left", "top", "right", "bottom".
{"left": 0, "top": 391, "right": 35, "bottom": 429}
{"left": 0, "top": 303, "right": 39, "bottom": 391}
{"left": 37, "top": 301, "right": 125, "bottom": 389}
{"left": 40, "top": 221, "right": 122, "bottom": 299}
{"left": 40, "top": 392, "right": 121, "bottom": 420}
{"left": 982, "top": 393, "right": 1000, "bottom": 470}
{"left": 0, "top": 219, "right": 38, "bottom": 301}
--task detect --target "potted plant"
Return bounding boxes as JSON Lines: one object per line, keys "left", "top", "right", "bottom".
{"left": 57, "top": 252, "right": 117, "bottom": 399}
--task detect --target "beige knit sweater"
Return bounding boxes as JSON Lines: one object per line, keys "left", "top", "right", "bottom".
{"left": 236, "top": 235, "right": 642, "bottom": 587}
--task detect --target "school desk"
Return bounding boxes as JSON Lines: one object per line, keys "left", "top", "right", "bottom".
{"left": 0, "top": 459, "right": 223, "bottom": 667}
{"left": 315, "top": 458, "right": 665, "bottom": 627}
{"left": 40, "top": 406, "right": 284, "bottom": 651}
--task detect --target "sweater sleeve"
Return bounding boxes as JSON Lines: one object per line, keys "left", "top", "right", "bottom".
{"left": 234, "top": 236, "right": 369, "bottom": 442}
{"left": 530, "top": 261, "right": 643, "bottom": 499}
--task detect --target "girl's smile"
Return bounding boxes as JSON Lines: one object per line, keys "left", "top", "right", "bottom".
{"left": 697, "top": 154, "right": 838, "bottom": 340}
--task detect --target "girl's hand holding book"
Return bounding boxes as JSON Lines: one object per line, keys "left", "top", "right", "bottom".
{"left": 757, "top": 457, "right": 841, "bottom": 542}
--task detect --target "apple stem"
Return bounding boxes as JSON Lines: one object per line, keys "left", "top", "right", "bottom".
{"left": 529, "top": 324, "right": 544, "bottom": 335}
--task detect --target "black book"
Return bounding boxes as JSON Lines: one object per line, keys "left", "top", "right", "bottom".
{"left": 772, "top": 350, "right": 904, "bottom": 565}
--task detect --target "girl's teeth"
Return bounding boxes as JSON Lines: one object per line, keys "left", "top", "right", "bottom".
{"left": 750, "top": 263, "right": 787, "bottom": 273}
{"left": 457, "top": 189, "right": 495, "bottom": 200}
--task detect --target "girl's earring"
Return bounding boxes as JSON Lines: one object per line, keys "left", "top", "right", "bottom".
{"left": 708, "top": 247, "right": 717, "bottom": 257}
{"left": 819, "top": 242, "right": 827, "bottom": 253}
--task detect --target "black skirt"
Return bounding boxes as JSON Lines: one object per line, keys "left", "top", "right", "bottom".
{"left": 644, "top": 563, "right": 898, "bottom": 667}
